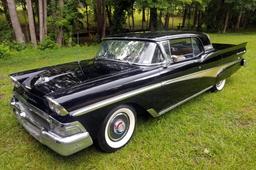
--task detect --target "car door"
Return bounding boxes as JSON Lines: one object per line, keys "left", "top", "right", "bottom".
{"left": 154, "top": 37, "right": 206, "bottom": 113}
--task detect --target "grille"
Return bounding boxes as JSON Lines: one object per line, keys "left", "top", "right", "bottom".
{"left": 14, "top": 93, "right": 51, "bottom": 131}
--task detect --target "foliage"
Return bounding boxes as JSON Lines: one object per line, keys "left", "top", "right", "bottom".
{"left": 0, "top": 43, "right": 10, "bottom": 58}
{"left": 1, "top": 0, "right": 256, "bottom": 44}
{"left": 111, "top": 0, "right": 135, "bottom": 33}
{"left": 38, "top": 37, "right": 58, "bottom": 50}
{"left": 48, "top": 0, "right": 81, "bottom": 45}
{"left": 0, "top": 20, "right": 12, "bottom": 42}
{"left": 8, "top": 42, "right": 28, "bottom": 51}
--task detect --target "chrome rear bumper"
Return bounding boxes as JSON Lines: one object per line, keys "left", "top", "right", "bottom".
{"left": 11, "top": 96, "right": 93, "bottom": 156}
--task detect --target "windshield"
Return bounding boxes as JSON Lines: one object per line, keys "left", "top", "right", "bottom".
{"left": 96, "top": 40, "right": 161, "bottom": 65}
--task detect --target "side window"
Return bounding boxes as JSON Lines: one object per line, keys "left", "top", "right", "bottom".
{"left": 169, "top": 38, "right": 193, "bottom": 62}
{"left": 152, "top": 46, "right": 164, "bottom": 64}
{"left": 192, "top": 38, "right": 204, "bottom": 56}
{"left": 162, "top": 41, "right": 171, "bottom": 58}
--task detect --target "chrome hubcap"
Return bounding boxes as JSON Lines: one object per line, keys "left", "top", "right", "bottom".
{"left": 113, "top": 119, "right": 126, "bottom": 134}
{"left": 108, "top": 113, "right": 129, "bottom": 141}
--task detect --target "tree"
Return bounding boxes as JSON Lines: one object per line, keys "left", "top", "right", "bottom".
{"left": 56, "top": 0, "right": 64, "bottom": 45}
{"left": 135, "top": 0, "right": 149, "bottom": 30}
{"left": 229, "top": 0, "right": 256, "bottom": 31}
{"left": 25, "top": 0, "right": 37, "bottom": 45}
{"left": 149, "top": 7, "right": 157, "bottom": 31}
{"left": 1, "top": 0, "right": 11, "bottom": 26}
{"left": 39, "top": 0, "right": 47, "bottom": 42}
{"left": 223, "top": 5, "right": 230, "bottom": 33}
{"left": 7, "top": 0, "right": 25, "bottom": 43}
{"left": 96, "top": 0, "right": 106, "bottom": 40}
{"left": 110, "top": 0, "right": 134, "bottom": 33}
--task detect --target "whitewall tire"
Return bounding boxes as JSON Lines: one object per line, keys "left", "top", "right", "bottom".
{"left": 97, "top": 105, "right": 136, "bottom": 152}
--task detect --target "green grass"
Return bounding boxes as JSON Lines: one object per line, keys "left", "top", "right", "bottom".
{"left": 0, "top": 33, "right": 256, "bottom": 169}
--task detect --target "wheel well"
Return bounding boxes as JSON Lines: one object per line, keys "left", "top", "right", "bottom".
{"left": 124, "top": 102, "right": 150, "bottom": 116}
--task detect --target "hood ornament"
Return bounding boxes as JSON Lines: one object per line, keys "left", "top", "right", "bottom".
{"left": 34, "top": 72, "right": 73, "bottom": 86}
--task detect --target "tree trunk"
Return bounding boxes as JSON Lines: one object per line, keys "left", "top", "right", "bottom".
{"left": 158, "top": 10, "right": 163, "bottom": 29}
{"left": 39, "top": 0, "right": 44, "bottom": 41}
{"left": 193, "top": 5, "right": 198, "bottom": 28}
{"left": 164, "top": 12, "right": 170, "bottom": 30}
{"left": 171, "top": 15, "right": 174, "bottom": 29}
{"left": 182, "top": 5, "right": 188, "bottom": 28}
{"left": 96, "top": 0, "right": 106, "bottom": 41}
{"left": 147, "top": 8, "right": 150, "bottom": 29}
{"left": 128, "top": 15, "right": 131, "bottom": 30}
{"left": 149, "top": 7, "right": 157, "bottom": 31}
{"left": 196, "top": 10, "right": 202, "bottom": 31}
{"left": 131, "top": 8, "right": 135, "bottom": 31}
{"left": 7, "top": 0, "right": 25, "bottom": 43}
{"left": 21, "top": 2, "right": 30, "bottom": 41}
{"left": 57, "top": 0, "right": 64, "bottom": 46}
{"left": 85, "top": 3, "right": 90, "bottom": 32}
{"left": 187, "top": 5, "right": 191, "bottom": 28}
{"left": 141, "top": 6, "right": 146, "bottom": 30}
{"left": 106, "top": 5, "right": 112, "bottom": 28}
{"left": 43, "top": 0, "right": 47, "bottom": 36}
{"left": 242, "top": 11, "right": 248, "bottom": 29}
{"left": 235, "top": 10, "right": 243, "bottom": 31}
{"left": 25, "top": 0, "right": 37, "bottom": 45}
{"left": 1, "top": 0, "right": 11, "bottom": 26}
{"left": 223, "top": 9, "right": 229, "bottom": 33}
{"left": 32, "top": 0, "right": 39, "bottom": 38}
{"left": 39, "top": 0, "right": 47, "bottom": 41}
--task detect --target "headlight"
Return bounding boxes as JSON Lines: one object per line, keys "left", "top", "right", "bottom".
{"left": 50, "top": 119, "right": 86, "bottom": 137}
{"left": 47, "top": 97, "right": 69, "bottom": 116}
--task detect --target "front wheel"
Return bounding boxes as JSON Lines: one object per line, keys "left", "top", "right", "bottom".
{"left": 97, "top": 105, "right": 136, "bottom": 152}
{"left": 212, "top": 79, "right": 226, "bottom": 92}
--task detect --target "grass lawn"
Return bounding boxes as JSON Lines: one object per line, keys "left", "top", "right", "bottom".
{"left": 0, "top": 33, "right": 256, "bottom": 169}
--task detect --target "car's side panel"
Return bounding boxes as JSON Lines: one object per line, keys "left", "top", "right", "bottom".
{"left": 153, "top": 60, "right": 201, "bottom": 111}
{"left": 69, "top": 45, "right": 246, "bottom": 138}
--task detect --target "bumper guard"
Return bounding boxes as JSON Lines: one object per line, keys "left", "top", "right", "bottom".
{"left": 10, "top": 96, "right": 93, "bottom": 156}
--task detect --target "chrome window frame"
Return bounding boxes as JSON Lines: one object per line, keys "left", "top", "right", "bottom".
{"left": 160, "top": 36, "right": 206, "bottom": 65}
{"left": 96, "top": 39, "right": 168, "bottom": 67}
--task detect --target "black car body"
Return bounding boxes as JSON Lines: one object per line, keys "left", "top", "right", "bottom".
{"left": 10, "top": 32, "right": 247, "bottom": 156}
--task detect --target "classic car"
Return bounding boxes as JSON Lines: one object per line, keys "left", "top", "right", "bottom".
{"left": 10, "top": 32, "right": 247, "bottom": 156}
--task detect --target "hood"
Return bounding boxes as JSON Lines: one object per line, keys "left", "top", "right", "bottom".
{"left": 20, "top": 59, "right": 139, "bottom": 95}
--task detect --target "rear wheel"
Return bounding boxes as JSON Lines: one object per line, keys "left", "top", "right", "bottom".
{"left": 97, "top": 105, "right": 136, "bottom": 152}
{"left": 212, "top": 79, "right": 226, "bottom": 92}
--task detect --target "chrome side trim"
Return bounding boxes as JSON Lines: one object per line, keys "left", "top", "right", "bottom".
{"left": 162, "top": 60, "right": 239, "bottom": 86}
{"left": 147, "top": 108, "right": 159, "bottom": 117}
{"left": 71, "top": 83, "right": 162, "bottom": 116}
{"left": 158, "top": 86, "right": 213, "bottom": 116}
{"left": 10, "top": 75, "right": 21, "bottom": 88}
{"left": 236, "top": 50, "right": 246, "bottom": 55}
{"left": 71, "top": 60, "right": 240, "bottom": 117}
{"left": 10, "top": 75, "right": 17, "bottom": 82}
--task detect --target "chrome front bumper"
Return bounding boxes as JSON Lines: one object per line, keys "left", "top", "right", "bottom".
{"left": 10, "top": 96, "right": 93, "bottom": 156}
